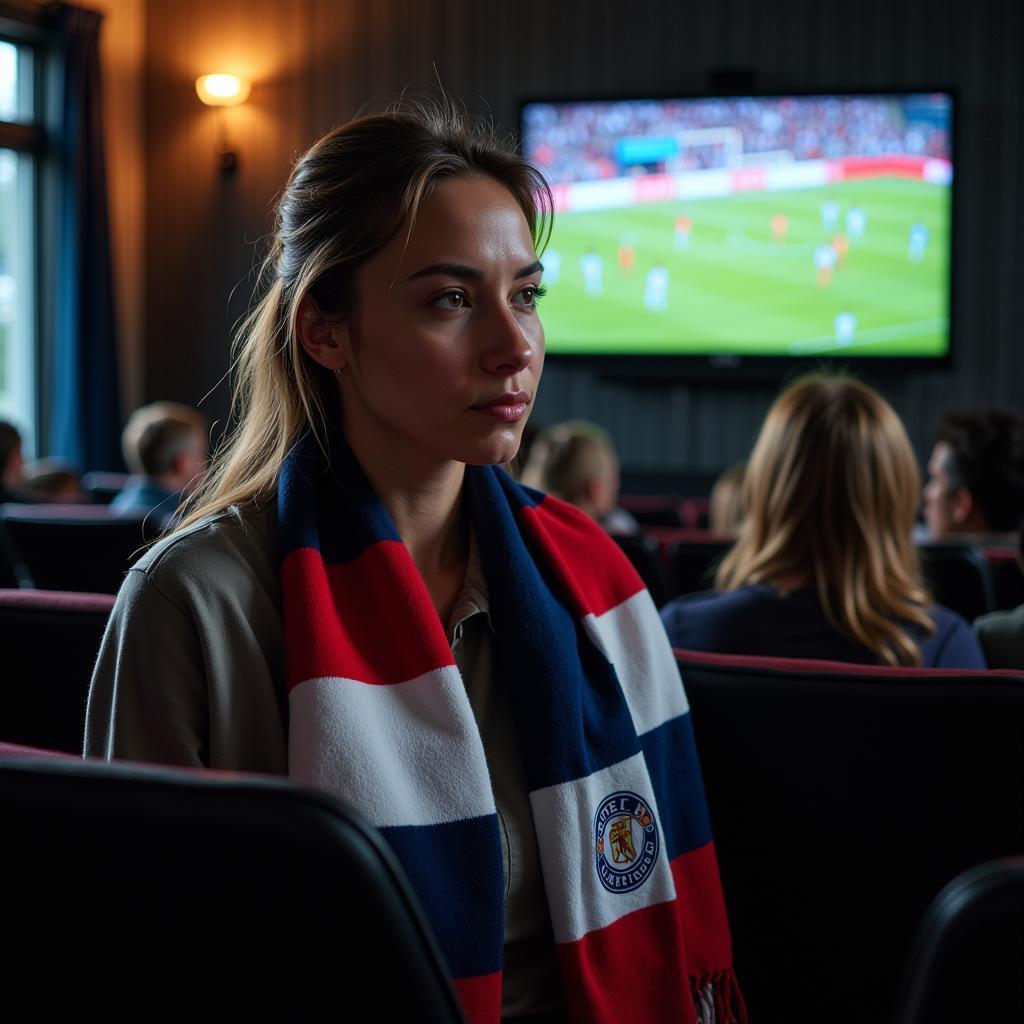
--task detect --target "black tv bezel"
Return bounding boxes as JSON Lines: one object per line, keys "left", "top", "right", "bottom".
{"left": 519, "top": 86, "right": 958, "bottom": 381}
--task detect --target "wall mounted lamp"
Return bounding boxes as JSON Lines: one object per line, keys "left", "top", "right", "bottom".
{"left": 195, "top": 74, "right": 251, "bottom": 174}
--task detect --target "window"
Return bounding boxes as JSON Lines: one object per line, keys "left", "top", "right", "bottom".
{"left": 0, "top": 36, "right": 39, "bottom": 454}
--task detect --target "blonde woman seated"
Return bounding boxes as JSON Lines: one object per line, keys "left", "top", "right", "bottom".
{"left": 520, "top": 420, "right": 638, "bottom": 533}
{"left": 660, "top": 375, "right": 985, "bottom": 667}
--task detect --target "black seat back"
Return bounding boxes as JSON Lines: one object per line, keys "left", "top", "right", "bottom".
{"left": 665, "top": 535, "right": 732, "bottom": 597}
{"left": 677, "top": 648, "right": 1024, "bottom": 1024}
{"left": 0, "top": 589, "right": 114, "bottom": 752}
{"left": 81, "top": 471, "right": 130, "bottom": 505}
{"left": 987, "top": 547, "right": 1024, "bottom": 611}
{"left": 919, "top": 542, "right": 995, "bottom": 621}
{"left": 896, "top": 857, "right": 1024, "bottom": 1024}
{"left": 0, "top": 756, "right": 466, "bottom": 1022}
{"left": 0, "top": 504, "right": 161, "bottom": 592}
{"left": 610, "top": 531, "right": 666, "bottom": 605}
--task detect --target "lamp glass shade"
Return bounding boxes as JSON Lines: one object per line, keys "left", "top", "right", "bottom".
{"left": 195, "top": 74, "right": 251, "bottom": 107}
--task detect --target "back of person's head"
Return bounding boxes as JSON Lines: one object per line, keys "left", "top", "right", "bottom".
{"left": 717, "top": 373, "right": 933, "bottom": 666}
{"left": 709, "top": 462, "right": 746, "bottom": 536}
{"left": 178, "top": 98, "right": 552, "bottom": 532}
{"left": 0, "top": 420, "right": 23, "bottom": 486}
{"left": 122, "top": 402, "right": 208, "bottom": 482}
{"left": 931, "top": 406, "right": 1024, "bottom": 532}
{"left": 22, "top": 458, "right": 85, "bottom": 502}
{"left": 521, "top": 420, "right": 620, "bottom": 519}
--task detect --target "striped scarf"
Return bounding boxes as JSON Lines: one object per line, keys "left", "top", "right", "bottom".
{"left": 278, "top": 431, "right": 745, "bottom": 1024}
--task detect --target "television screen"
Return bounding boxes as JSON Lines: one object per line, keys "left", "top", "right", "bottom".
{"left": 521, "top": 92, "right": 954, "bottom": 362}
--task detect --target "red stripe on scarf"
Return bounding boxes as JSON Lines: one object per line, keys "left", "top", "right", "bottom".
{"left": 556, "top": 898, "right": 696, "bottom": 1024}
{"left": 521, "top": 497, "right": 644, "bottom": 618}
{"left": 281, "top": 543, "right": 455, "bottom": 688}
{"left": 452, "top": 970, "right": 502, "bottom": 1024}
{"left": 670, "top": 842, "right": 736, "bottom": 976}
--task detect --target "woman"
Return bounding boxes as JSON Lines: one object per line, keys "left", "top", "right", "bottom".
{"left": 520, "top": 420, "right": 638, "bottom": 533}
{"left": 660, "top": 374, "right": 985, "bottom": 667}
{"left": 85, "top": 105, "right": 743, "bottom": 1024}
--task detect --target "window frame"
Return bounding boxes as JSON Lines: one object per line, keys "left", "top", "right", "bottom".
{"left": 0, "top": 2, "right": 53, "bottom": 456}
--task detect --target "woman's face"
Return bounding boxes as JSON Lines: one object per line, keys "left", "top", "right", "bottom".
{"left": 327, "top": 174, "right": 545, "bottom": 471}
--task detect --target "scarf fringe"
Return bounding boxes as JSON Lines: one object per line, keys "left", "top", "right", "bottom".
{"left": 691, "top": 970, "right": 749, "bottom": 1024}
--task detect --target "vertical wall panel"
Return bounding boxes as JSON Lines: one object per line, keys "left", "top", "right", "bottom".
{"left": 143, "top": 0, "right": 1023, "bottom": 478}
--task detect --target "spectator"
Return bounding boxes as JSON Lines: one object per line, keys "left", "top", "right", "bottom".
{"left": 520, "top": 420, "right": 638, "bottom": 533}
{"left": 972, "top": 518, "right": 1024, "bottom": 668}
{"left": 21, "top": 458, "right": 87, "bottom": 503}
{"left": 660, "top": 374, "right": 985, "bottom": 667}
{"left": 0, "top": 420, "right": 31, "bottom": 503}
{"left": 708, "top": 461, "right": 746, "bottom": 536}
{"left": 85, "top": 104, "right": 740, "bottom": 1021}
{"left": 112, "top": 402, "right": 209, "bottom": 519}
{"left": 922, "top": 406, "right": 1024, "bottom": 542}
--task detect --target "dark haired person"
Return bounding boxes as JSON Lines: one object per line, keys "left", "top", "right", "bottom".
{"left": 111, "top": 402, "right": 208, "bottom": 518}
{"left": 85, "top": 103, "right": 743, "bottom": 1024}
{"left": 661, "top": 375, "right": 984, "bottom": 668}
{"left": 973, "top": 519, "right": 1024, "bottom": 668}
{"left": 22, "top": 457, "right": 87, "bottom": 502}
{"left": 0, "top": 420, "right": 29, "bottom": 503}
{"left": 922, "top": 406, "right": 1024, "bottom": 542}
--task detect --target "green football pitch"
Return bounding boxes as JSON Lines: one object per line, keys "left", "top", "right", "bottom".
{"left": 538, "top": 177, "right": 950, "bottom": 356}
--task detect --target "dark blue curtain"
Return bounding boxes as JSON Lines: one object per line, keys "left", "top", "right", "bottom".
{"left": 50, "top": 4, "right": 122, "bottom": 471}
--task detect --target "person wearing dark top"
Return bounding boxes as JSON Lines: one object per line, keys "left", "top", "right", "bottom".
{"left": 661, "top": 374, "right": 986, "bottom": 669}
{"left": 662, "top": 584, "right": 984, "bottom": 667}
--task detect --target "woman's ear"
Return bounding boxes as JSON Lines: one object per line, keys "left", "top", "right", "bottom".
{"left": 295, "top": 297, "right": 351, "bottom": 373}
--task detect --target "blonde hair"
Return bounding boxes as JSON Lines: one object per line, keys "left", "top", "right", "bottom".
{"left": 121, "top": 402, "right": 207, "bottom": 477}
{"left": 708, "top": 461, "right": 746, "bottom": 536}
{"left": 520, "top": 421, "right": 617, "bottom": 506}
{"left": 716, "top": 374, "right": 934, "bottom": 666}
{"left": 176, "top": 101, "right": 552, "bottom": 533}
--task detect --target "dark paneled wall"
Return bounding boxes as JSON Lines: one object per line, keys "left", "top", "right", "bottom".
{"left": 143, "top": 0, "right": 1022, "bottom": 477}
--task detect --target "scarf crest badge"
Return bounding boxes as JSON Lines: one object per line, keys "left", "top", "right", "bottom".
{"left": 278, "top": 428, "right": 746, "bottom": 1024}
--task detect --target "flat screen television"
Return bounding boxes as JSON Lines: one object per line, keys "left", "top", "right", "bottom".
{"left": 520, "top": 91, "right": 954, "bottom": 368}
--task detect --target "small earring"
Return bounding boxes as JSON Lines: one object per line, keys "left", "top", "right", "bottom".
{"left": 333, "top": 367, "right": 342, "bottom": 376}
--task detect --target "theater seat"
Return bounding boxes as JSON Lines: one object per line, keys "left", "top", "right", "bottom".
{"left": 896, "top": 857, "right": 1024, "bottom": 1024}
{"left": 618, "top": 494, "right": 685, "bottom": 528}
{"left": 0, "top": 589, "right": 115, "bottom": 753}
{"left": 0, "top": 755, "right": 466, "bottom": 1022}
{"left": 987, "top": 546, "right": 1024, "bottom": 611}
{"left": 663, "top": 531, "right": 732, "bottom": 597}
{"left": 918, "top": 542, "right": 996, "bottom": 621}
{"left": 0, "top": 503, "right": 163, "bottom": 592}
{"left": 81, "top": 470, "right": 130, "bottom": 505}
{"left": 610, "top": 531, "right": 666, "bottom": 605}
{"left": 676, "top": 648, "right": 1024, "bottom": 1024}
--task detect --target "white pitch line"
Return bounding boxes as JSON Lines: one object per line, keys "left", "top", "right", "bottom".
{"left": 726, "top": 232, "right": 830, "bottom": 260}
{"left": 788, "top": 318, "right": 948, "bottom": 354}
